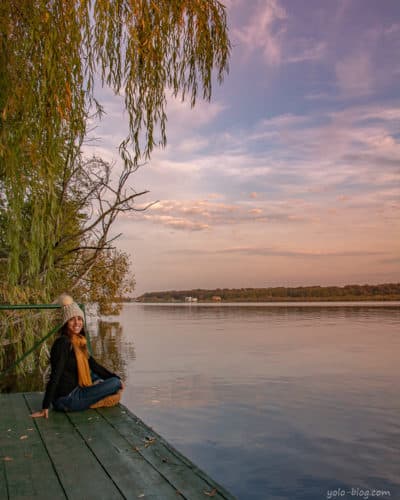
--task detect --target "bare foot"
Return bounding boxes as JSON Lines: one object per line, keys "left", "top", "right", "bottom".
{"left": 31, "top": 409, "right": 49, "bottom": 419}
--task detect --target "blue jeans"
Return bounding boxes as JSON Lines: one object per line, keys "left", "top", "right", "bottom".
{"left": 53, "top": 377, "right": 122, "bottom": 412}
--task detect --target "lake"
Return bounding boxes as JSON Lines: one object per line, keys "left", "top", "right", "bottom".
{"left": 87, "top": 302, "right": 400, "bottom": 500}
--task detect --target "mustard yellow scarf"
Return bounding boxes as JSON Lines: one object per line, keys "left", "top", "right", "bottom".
{"left": 70, "top": 334, "right": 92, "bottom": 387}
{"left": 69, "top": 333, "right": 121, "bottom": 408}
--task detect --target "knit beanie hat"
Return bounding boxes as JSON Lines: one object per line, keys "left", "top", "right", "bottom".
{"left": 58, "top": 294, "right": 85, "bottom": 325}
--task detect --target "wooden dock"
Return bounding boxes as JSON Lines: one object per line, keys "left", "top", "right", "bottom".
{"left": 0, "top": 393, "right": 235, "bottom": 500}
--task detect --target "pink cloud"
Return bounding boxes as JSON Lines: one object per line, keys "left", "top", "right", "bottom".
{"left": 131, "top": 198, "right": 319, "bottom": 231}
{"left": 166, "top": 96, "right": 226, "bottom": 128}
{"left": 248, "top": 208, "right": 263, "bottom": 215}
{"left": 335, "top": 53, "right": 374, "bottom": 96}
{"left": 385, "top": 23, "right": 400, "bottom": 36}
{"left": 287, "top": 41, "right": 326, "bottom": 64}
{"left": 143, "top": 214, "right": 209, "bottom": 231}
{"left": 234, "top": 0, "right": 287, "bottom": 65}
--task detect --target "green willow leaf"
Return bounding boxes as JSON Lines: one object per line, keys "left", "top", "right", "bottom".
{"left": 0, "top": 0, "right": 230, "bottom": 369}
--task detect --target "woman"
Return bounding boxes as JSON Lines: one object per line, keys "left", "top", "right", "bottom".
{"left": 31, "top": 295, "right": 123, "bottom": 418}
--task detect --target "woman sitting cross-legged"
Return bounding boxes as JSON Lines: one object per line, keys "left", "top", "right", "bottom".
{"left": 31, "top": 295, "right": 123, "bottom": 418}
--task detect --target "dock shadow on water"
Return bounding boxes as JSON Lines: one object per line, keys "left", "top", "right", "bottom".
{"left": 2, "top": 303, "right": 400, "bottom": 500}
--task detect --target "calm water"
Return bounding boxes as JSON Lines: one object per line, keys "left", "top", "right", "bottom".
{"left": 87, "top": 302, "right": 400, "bottom": 500}
{"left": 13, "top": 302, "right": 400, "bottom": 500}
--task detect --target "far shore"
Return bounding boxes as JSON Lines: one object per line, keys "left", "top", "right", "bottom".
{"left": 130, "top": 283, "right": 400, "bottom": 304}
{"left": 130, "top": 295, "right": 400, "bottom": 304}
{"left": 129, "top": 297, "right": 400, "bottom": 304}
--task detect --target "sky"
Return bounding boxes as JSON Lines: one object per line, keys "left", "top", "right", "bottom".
{"left": 84, "top": 0, "right": 400, "bottom": 296}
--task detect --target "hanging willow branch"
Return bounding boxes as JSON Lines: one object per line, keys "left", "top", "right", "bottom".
{"left": 0, "top": 0, "right": 230, "bottom": 300}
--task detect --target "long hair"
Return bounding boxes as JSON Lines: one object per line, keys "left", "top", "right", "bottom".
{"left": 59, "top": 321, "right": 89, "bottom": 357}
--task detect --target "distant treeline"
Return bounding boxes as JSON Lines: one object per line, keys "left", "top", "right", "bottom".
{"left": 135, "top": 283, "right": 400, "bottom": 302}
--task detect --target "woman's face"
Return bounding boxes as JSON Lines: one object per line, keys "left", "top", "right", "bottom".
{"left": 67, "top": 316, "right": 84, "bottom": 336}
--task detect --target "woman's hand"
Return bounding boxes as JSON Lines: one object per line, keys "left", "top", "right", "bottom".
{"left": 31, "top": 409, "right": 49, "bottom": 419}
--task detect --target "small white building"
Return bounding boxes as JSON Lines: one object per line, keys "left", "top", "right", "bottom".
{"left": 185, "top": 296, "right": 198, "bottom": 303}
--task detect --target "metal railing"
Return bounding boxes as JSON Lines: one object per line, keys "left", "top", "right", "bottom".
{"left": 0, "top": 303, "right": 91, "bottom": 377}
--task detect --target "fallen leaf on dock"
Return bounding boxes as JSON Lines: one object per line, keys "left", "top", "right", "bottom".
{"left": 19, "top": 435, "right": 28, "bottom": 440}
{"left": 3, "top": 456, "right": 13, "bottom": 461}
{"left": 143, "top": 437, "right": 156, "bottom": 448}
{"left": 204, "top": 488, "right": 217, "bottom": 497}
{"left": 133, "top": 446, "right": 141, "bottom": 452}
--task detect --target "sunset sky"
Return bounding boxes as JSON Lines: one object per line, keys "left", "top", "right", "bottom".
{"left": 85, "top": 0, "right": 400, "bottom": 296}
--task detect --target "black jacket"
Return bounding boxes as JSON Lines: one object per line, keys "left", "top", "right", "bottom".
{"left": 42, "top": 335, "right": 118, "bottom": 409}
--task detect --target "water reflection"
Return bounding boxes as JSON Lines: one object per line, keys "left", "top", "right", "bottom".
{"left": 90, "top": 320, "right": 136, "bottom": 380}
{"left": 2, "top": 303, "right": 400, "bottom": 500}
{"left": 117, "top": 303, "right": 400, "bottom": 500}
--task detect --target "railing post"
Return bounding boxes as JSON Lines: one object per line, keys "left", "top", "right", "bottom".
{"left": 80, "top": 303, "right": 93, "bottom": 355}
{"left": 0, "top": 303, "right": 93, "bottom": 375}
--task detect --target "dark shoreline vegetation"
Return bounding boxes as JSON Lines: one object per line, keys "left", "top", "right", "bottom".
{"left": 135, "top": 283, "right": 400, "bottom": 303}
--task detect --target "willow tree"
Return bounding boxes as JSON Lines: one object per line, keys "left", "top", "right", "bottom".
{"left": 0, "top": 0, "right": 230, "bottom": 302}
{"left": 0, "top": 1, "right": 229, "bottom": 374}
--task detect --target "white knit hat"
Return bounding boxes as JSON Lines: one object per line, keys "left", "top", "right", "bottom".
{"left": 58, "top": 294, "right": 85, "bottom": 325}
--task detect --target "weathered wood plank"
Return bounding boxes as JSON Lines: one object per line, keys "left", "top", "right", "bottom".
{"left": 98, "top": 405, "right": 236, "bottom": 500}
{"left": 67, "top": 409, "right": 180, "bottom": 499}
{"left": 0, "top": 393, "right": 66, "bottom": 500}
{"left": 24, "top": 393, "right": 124, "bottom": 500}
{"left": 1, "top": 393, "right": 236, "bottom": 500}
{"left": 0, "top": 453, "right": 9, "bottom": 500}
